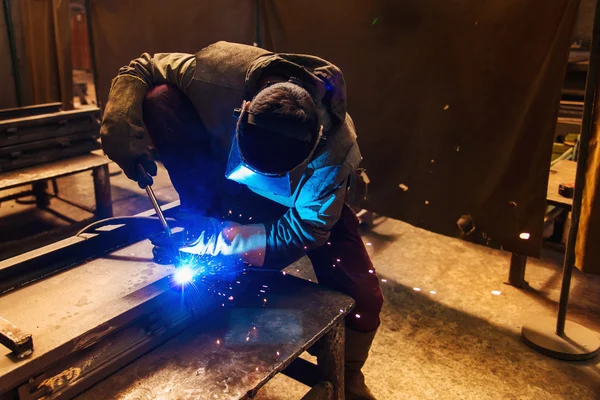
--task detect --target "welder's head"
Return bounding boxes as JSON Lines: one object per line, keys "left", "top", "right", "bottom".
{"left": 238, "top": 82, "right": 321, "bottom": 173}
{"left": 226, "top": 81, "right": 323, "bottom": 197}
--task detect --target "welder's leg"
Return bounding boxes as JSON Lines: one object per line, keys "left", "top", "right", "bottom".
{"left": 307, "top": 204, "right": 382, "bottom": 399}
{"left": 307, "top": 204, "right": 383, "bottom": 332}
{"left": 143, "top": 84, "right": 222, "bottom": 216}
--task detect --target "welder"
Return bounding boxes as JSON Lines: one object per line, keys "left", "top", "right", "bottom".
{"left": 100, "top": 41, "right": 383, "bottom": 399}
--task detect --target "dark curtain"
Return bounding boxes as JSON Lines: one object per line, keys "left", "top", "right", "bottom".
{"left": 261, "top": 0, "right": 580, "bottom": 257}
{"left": 91, "top": 0, "right": 581, "bottom": 258}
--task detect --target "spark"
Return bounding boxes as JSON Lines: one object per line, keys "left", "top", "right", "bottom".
{"left": 216, "top": 339, "right": 220, "bottom": 345}
{"left": 456, "top": 145, "right": 460, "bottom": 152}
{"left": 228, "top": 210, "right": 232, "bottom": 215}
{"left": 366, "top": 242, "right": 372, "bottom": 246}
{"left": 443, "top": 104, "right": 450, "bottom": 110}
{"left": 340, "top": 309, "right": 344, "bottom": 313}
{"left": 239, "top": 214, "right": 242, "bottom": 217}
{"left": 276, "top": 351, "right": 280, "bottom": 356}
{"left": 262, "top": 285, "right": 268, "bottom": 288}
{"left": 431, "top": 159, "right": 435, "bottom": 163}
{"left": 256, "top": 367, "right": 259, "bottom": 371}
{"left": 425, "top": 200, "right": 429, "bottom": 205}
{"left": 413, "top": 287, "right": 421, "bottom": 291}
{"left": 174, "top": 266, "right": 195, "bottom": 285}
{"left": 381, "top": 279, "right": 387, "bottom": 282}
{"left": 492, "top": 290, "right": 502, "bottom": 296}
{"left": 399, "top": 183, "right": 409, "bottom": 191}
{"left": 228, "top": 296, "right": 234, "bottom": 300}
{"left": 327, "top": 242, "right": 331, "bottom": 246}
{"left": 249, "top": 216, "right": 252, "bottom": 220}
{"left": 253, "top": 326, "right": 256, "bottom": 330}
{"left": 309, "top": 279, "right": 312, "bottom": 282}
{"left": 430, "top": 290, "right": 436, "bottom": 294}
{"left": 519, "top": 232, "right": 530, "bottom": 240}
{"left": 282, "top": 271, "right": 286, "bottom": 275}
{"left": 355, "top": 314, "right": 361, "bottom": 319}
{"left": 260, "top": 290, "right": 266, "bottom": 293}
{"left": 303, "top": 246, "right": 308, "bottom": 250}
{"left": 336, "top": 258, "right": 341, "bottom": 262}
{"left": 368, "top": 269, "right": 374, "bottom": 274}
{"left": 246, "top": 337, "right": 250, "bottom": 342}
{"left": 263, "top": 298, "right": 267, "bottom": 303}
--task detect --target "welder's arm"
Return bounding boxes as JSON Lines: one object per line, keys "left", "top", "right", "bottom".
{"left": 177, "top": 167, "right": 348, "bottom": 269}
{"left": 262, "top": 166, "right": 349, "bottom": 269}
{"left": 100, "top": 53, "right": 195, "bottom": 184}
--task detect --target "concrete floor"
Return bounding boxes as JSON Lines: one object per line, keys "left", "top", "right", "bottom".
{"left": 1, "top": 160, "right": 599, "bottom": 399}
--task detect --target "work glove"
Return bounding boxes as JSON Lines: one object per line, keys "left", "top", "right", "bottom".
{"left": 100, "top": 75, "right": 157, "bottom": 188}
{"left": 150, "top": 216, "right": 267, "bottom": 269}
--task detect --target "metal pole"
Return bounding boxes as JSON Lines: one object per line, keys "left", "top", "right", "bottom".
{"left": 556, "top": 0, "right": 600, "bottom": 336}
{"left": 84, "top": 0, "right": 101, "bottom": 107}
{"left": 3, "top": 0, "right": 23, "bottom": 106}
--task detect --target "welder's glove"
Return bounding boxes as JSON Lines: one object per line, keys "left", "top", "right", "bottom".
{"left": 100, "top": 74, "right": 157, "bottom": 188}
{"left": 150, "top": 216, "right": 266, "bottom": 268}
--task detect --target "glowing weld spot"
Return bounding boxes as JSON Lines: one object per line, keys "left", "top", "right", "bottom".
{"left": 174, "top": 266, "right": 195, "bottom": 285}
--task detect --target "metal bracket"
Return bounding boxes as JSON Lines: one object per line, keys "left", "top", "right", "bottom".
{"left": 0, "top": 315, "right": 33, "bottom": 359}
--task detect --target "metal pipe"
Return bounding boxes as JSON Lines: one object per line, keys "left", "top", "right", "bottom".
{"left": 84, "top": 0, "right": 101, "bottom": 107}
{"left": 144, "top": 185, "right": 172, "bottom": 237}
{"left": 3, "top": 0, "right": 23, "bottom": 106}
{"left": 556, "top": 0, "right": 600, "bottom": 336}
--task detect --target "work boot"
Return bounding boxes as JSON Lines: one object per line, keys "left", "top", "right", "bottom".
{"left": 345, "top": 327, "right": 378, "bottom": 400}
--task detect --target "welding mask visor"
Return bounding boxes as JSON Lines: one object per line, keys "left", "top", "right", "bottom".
{"left": 226, "top": 101, "right": 322, "bottom": 197}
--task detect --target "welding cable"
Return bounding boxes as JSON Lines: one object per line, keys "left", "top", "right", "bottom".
{"left": 76, "top": 216, "right": 176, "bottom": 237}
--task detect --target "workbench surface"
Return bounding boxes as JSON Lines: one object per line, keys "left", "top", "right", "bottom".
{"left": 0, "top": 239, "right": 175, "bottom": 391}
{"left": 76, "top": 271, "right": 354, "bottom": 400}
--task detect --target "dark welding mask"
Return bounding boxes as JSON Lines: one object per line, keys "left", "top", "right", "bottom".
{"left": 226, "top": 99, "right": 323, "bottom": 197}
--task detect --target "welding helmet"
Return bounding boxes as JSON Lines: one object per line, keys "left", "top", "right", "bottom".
{"left": 226, "top": 83, "right": 323, "bottom": 197}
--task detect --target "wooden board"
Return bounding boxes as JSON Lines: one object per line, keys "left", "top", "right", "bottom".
{"left": 547, "top": 160, "right": 577, "bottom": 209}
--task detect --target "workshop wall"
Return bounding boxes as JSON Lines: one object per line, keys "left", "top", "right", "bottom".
{"left": 89, "top": 0, "right": 256, "bottom": 107}
{"left": 261, "top": 0, "right": 580, "bottom": 258}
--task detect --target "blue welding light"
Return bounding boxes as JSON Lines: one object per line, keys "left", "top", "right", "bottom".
{"left": 174, "top": 266, "right": 195, "bottom": 285}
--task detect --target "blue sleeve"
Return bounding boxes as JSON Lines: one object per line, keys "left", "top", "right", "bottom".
{"left": 263, "top": 165, "right": 350, "bottom": 269}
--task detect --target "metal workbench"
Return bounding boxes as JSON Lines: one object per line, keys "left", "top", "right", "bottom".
{"left": 0, "top": 206, "right": 354, "bottom": 399}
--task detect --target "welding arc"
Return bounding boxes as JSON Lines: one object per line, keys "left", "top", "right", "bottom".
{"left": 76, "top": 216, "right": 176, "bottom": 237}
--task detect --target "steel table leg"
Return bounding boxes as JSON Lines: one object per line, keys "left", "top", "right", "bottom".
{"left": 507, "top": 253, "right": 527, "bottom": 288}
{"left": 316, "top": 320, "right": 345, "bottom": 400}
{"left": 92, "top": 164, "right": 112, "bottom": 219}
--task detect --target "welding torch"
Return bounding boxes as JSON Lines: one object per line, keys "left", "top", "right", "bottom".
{"left": 137, "top": 164, "right": 172, "bottom": 237}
